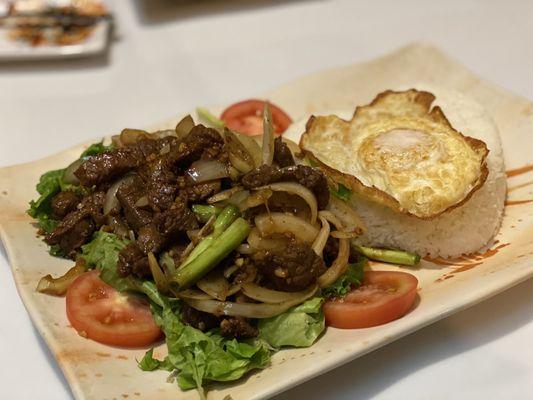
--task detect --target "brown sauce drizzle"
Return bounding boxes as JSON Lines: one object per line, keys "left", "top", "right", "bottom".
{"left": 506, "top": 165, "right": 533, "bottom": 178}
{"left": 505, "top": 165, "right": 533, "bottom": 205}
{"left": 431, "top": 242, "right": 510, "bottom": 282}
{"left": 505, "top": 199, "right": 533, "bottom": 206}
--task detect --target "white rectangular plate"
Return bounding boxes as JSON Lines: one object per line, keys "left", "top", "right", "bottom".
{"left": 0, "top": 1, "right": 110, "bottom": 61}
{"left": 0, "top": 43, "right": 532, "bottom": 400}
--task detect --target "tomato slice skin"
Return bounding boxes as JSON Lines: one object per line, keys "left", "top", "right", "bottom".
{"left": 323, "top": 271, "right": 418, "bottom": 329}
{"left": 220, "top": 99, "right": 292, "bottom": 136}
{"left": 66, "top": 270, "right": 162, "bottom": 347}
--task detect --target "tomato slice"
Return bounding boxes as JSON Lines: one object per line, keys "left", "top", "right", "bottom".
{"left": 66, "top": 270, "right": 162, "bottom": 347}
{"left": 220, "top": 99, "right": 292, "bottom": 136}
{"left": 323, "top": 271, "right": 418, "bottom": 329}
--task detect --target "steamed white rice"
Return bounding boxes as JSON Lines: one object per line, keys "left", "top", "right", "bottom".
{"left": 285, "top": 86, "right": 506, "bottom": 258}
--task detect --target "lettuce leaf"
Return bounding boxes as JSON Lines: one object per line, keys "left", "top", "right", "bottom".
{"left": 80, "top": 231, "right": 130, "bottom": 288}
{"left": 142, "top": 304, "right": 271, "bottom": 393}
{"left": 80, "top": 141, "right": 113, "bottom": 158}
{"left": 80, "top": 231, "right": 168, "bottom": 308}
{"left": 28, "top": 141, "right": 111, "bottom": 236}
{"left": 258, "top": 297, "right": 325, "bottom": 348}
{"left": 321, "top": 258, "right": 366, "bottom": 299}
{"left": 27, "top": 169, "right": 64, "bottom": 232}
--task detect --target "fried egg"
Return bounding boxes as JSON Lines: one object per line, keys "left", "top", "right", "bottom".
{"left": 299, "top": 89, "right": 489, "bottom": 219}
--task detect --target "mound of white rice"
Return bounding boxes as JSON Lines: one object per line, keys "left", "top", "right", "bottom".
{"left": 285, "top": 86, "right": 506, "bottom": 258}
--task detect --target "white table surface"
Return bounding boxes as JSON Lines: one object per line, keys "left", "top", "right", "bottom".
{"left": 1, "top": 1, "right": 532, "bottom": 399}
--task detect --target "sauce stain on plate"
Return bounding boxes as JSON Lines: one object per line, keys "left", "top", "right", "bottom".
{"left": 506, "top": 164, "right": 533, "bottom": 178}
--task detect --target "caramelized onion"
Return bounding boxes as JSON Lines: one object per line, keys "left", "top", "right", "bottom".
{"left": 187, "top": 159, "right": 228, "bottom": 183}
{"left": 177, "top": 288, "right": 214, "bottom": 300}
{"left": 135, "top": 196, "right": 149, "bottom": 207}
{"left": 184, "top": 284, "right": 317, "bottom": 318}
{"left": 148, "top": 252, "right": 170, "bottom": 293}
{"left": 103, "top": 175, "right": 135, "bottom": 215}
{"left": 197, "top": 269, "right": 230, "bottom": 301}
{"left": 36, "top": 261, "right": 86, "bottom": 296}
{"left": 119, "top": 128, "right": 150, "bottom": 146}
{"left": 242, "top": 283, "right": 317, "bottom": 304}
{"left": 326, "top": 196, "right": 366, "bottom": 235}
{"left": 238, "top": 189, "right": 272, "bottom": 212}
{"left": 62, "top": 158, "right": 84, "bottom": 185}
{"left": 255, "top": 212, "right": 319, "bottom": 243}
{"left": 247, "top": 227, "right": 290, "bottom": 251}
{"left": 233, "top": 131, "right": 262, "bottom": 167}
{"left": 257, "top": 182, "right": 317, "bottom": 223}
{"left": 236, "top": 243, "right": 254, "bottom": 255}
{"left": 225, "top": 129, "right": 256, "bottom": 173}
{"left": 317, "top": 211, "right": 350, "bottom": 287}
{"left": 159, "top": 252, "right": 177, "bottom": 277}
{"left": 207, "top": 186, "right": 244, "bottom": 204}
{"left": 107, "top": 215, "right": 129, "bottom": 238}
{"left": 312, "top": 215, "right": 330, "bottom": 257}
{"left": 261, "top": 103, "right": 275, "bottom": 166}
{"left": 175, "top": 114, "right": 195, "bottom": 139}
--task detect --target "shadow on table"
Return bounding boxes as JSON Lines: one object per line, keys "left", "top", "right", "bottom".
{"left": 274, "top": 277, "right": 533, "bottom": 400}
{"left": 0, "top": 47, "right": 111, "bottom": 73}
{"left": 132, "top": 0, "right": 320, "bottom": 25}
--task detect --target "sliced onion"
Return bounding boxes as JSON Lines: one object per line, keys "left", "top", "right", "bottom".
{"left": 175, "top": 114, "right": 195, "bottom": 139}
{"left": 236, "top": 243, "right": 254, "bottom": 255}
{"left": 223, "top": 264, "right": 240, "bottom": 279}
{"left": 63, "top": 158, "right": 84, "bottom": 185}
{"left": 226, "top": 284, "right": 242, "bottom": 297}
{"left": 207, "top": 186, "right": 244, "bottom": 204}
{"left": 312, "top": 215, "right": 330, "bottom": 257}
{"left": 197, "top": 269, "right": 229, "bottom": 301}
{"left": 326, "top": 196, "right": 366, "bottom": 235}
{"left": 120, "top": 128, "right": 150, "bottom": 146}
{"left": 225, "top": 129, "right": 256, "bottom": 173}
{"left": 227, "top": 189, "right": 250, "bottom": 207}
{"left": 160, "top": 143, "right": 171, "bottom": 155}
{"left": 177, "top": 288, "right": 214, "bottom": 300}
{"left": 255, "top": 212, "right": 319, "bottom": 243}
{"left": 330, "top": 231, "right": 359, "bottom": 239}
{"left": 184, "top": 284, "right": 317, "bottom": 318}
{"left": 262, "top": 103, "right": 274, "bottom": 166}
{"left": 242, "top": 283, "right": 317, "bottom": 304}
{"left": 103, "top": 175, "right": 135, "bottom": 215}
{"left": 179, "top": 215, "right": 216, "bottom": 265}
{"left": 187, "top": 159, "right": 228, "bottom": 183}
{"left": 148, "top": 252, "right": 170, "bottom": 293}
{"left": 238, "top": 189, "right": 272, "bottom": 212}
{"left": 151, "top": 129, "right": 176, "bottom": 140}
{"left": 159, "top": 252, "right": 177, "bottom": 277}
{"left": 317, "top": 211, "right": 350, "bottom": 287}
{"left": 234, "top": 131, "right": 262, "bottom": 167}
{"left": 107, "top": 215, "right": 129, "bottom": 238}
{"left": 135, "top": 196, "right": 149, "bottom": 207}
{"left": 36, "top": 261, "right": 86, "bottom": 296}
{"left": 257, "top": 182, "right": 318, "bottom": 224}
{"left": 247, "top": 227, "right": 290, "bottom": 251}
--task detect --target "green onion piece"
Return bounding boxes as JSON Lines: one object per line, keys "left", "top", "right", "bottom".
{"left": 192, "top": 204, "right": 221, "bottom": 223}
{"left": 173, "top": 218, "right": 251, "bottom": 289}
{"left": 354, "top": 245, "right": 420, "bottom": 266}
{"left": 196, "top": 107, "right": 225, "bottom": 129}
{"left": 182, "top": 205, "right": 240, "bottom": 267}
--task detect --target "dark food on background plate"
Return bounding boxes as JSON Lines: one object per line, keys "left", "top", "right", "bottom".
{"left": 2, "top": 0, "right": 108, "bottom": 46}
{"left": 29, "top": 101, "right": 419, "bottom": 397}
